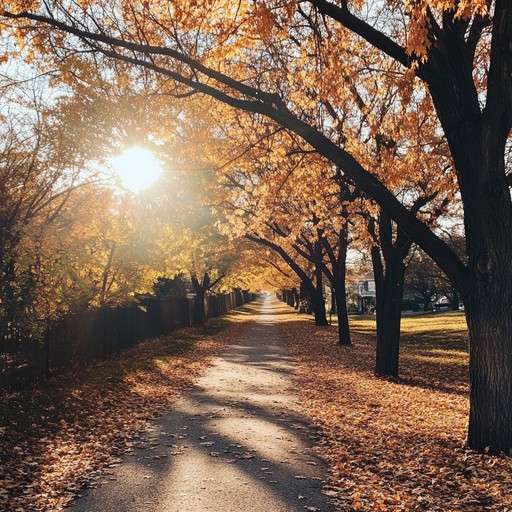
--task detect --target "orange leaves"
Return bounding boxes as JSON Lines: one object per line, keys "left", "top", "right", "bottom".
{"left": 403, "top": 0, "right": 490, "bottom": 58}
{"left": 0, "top": 320, "right": 247, "bottom": 511}
{"left": 277, "top": 307, "right": 512, "bottom": 511}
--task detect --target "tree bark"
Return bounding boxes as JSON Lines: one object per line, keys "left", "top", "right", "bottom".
{"left": 465, "top": 276, "right": 512, "bottom": 455}
{"left": 318, "top": 223, "right": 352, "bottom": 345}
{"left": 191, "top": 274, "right": 208, "bottom": 325}
{"left": 370, "top": 213, "right": 411, "bottom": 378}
{"left": 373, "top": 251, "right": 406, "bottom": 377}
{"left": 311, "top": 260, "right": 328, "bottom": 326}
{"left": 333, "top": 280, "right": 351, "bottom": 345}
{"left": 450, "top": 288, "right": 459, "bottom": 311}
{"left": 291, "top": 287, "right": 299, "bottom": 309}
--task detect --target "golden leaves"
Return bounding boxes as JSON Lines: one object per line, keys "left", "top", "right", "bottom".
{"left": 0, "top": 319, "right": 247, "bottom": 511}
{"left": 279, "top": 306, "right": 512, "bottom": 512}
{"left": 404, "top": 0, "right": 490, "bottom": 57}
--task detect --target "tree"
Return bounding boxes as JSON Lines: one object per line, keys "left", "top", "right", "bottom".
{"left": 152, "top": 275, "right": 187, "bottom": 300}
{"left": 4, "top": 0, "right": 511, "bottom": 453}
{"left": 0, "top": 79, "right": 102, "bottom": 338}
{"left": 406, "top": 232, "right": 467, "bottom": 311}
{"left": 404, "top": 250, "right": 441, "bottom": 311}
{"left": 209, "top": 123, "right": 349, "bottom": 332}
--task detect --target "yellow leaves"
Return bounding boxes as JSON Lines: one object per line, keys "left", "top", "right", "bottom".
{"left": 277, "top": 305, "right": 512, "bottom": 511}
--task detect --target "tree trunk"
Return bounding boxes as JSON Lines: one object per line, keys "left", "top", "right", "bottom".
{"left": 291, "top": 287, "right": 299, "bottom": 309}
{"left": 333, "top": 226, "right": 351, "bottom": 345}
{"left": 426, "top": 22, "right": 512, "bottom": 450}
{"left": 191, "top": 274, "right": 208, "bottom": 326}
{"left": 193, "top": 287, "right": 205, "bottom": 325}
{"left": 450, "top": 288, "right": 459, "bottom": 311}
{"left": 334, "top": 286, "right": 351, "bottom": 345}
{"left": 464, "top": 273, "right": 512, "bottom": 455}
{"left": 311, "top": 265, "right": 328, "bottom": 326}
{"left": 372, "top": 245, "right": 406, "bottom": 377}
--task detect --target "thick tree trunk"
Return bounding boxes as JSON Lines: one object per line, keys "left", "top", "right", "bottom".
{"left": 334, "top": 278, "right": 351, "bottom": 345}
{"left": 464, "top": 272, "right": 512, "bottom": 455}
{"left": 372, "top": 245, "right": 406, "bottom": 377}
{"left": 311, "top": 295, "right": 328, "bottom": 326}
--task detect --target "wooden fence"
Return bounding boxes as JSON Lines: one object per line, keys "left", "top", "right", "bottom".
{"left": 0, "top": 291, "right": 254, "bottom": 390}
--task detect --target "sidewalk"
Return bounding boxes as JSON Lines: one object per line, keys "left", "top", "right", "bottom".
{"left": 71, "top": 296, "right": 336, "bottom": 512}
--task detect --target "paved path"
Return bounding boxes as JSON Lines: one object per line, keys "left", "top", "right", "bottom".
{"left": 72, "top": 296, "right": 336, "bottom": 512}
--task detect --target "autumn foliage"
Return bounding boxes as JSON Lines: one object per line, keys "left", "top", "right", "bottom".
{"left": 281, "top": 306, "right": 512, "bottom": 511}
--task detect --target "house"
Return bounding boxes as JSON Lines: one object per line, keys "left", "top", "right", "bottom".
{"left": 356, "top": 277, "right": 376, "bottom": 313}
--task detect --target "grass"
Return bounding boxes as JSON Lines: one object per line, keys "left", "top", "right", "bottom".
{"left": 349, "top": 310, "right": 468, "bottom": 358}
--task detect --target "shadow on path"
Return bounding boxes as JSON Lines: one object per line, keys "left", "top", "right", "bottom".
{"left": 71, "top": 296, "right": 336, "bottom": 512}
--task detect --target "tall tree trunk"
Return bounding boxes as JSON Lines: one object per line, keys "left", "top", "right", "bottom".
{"left": 318, "top": 222, "right": 352, "bottom": 345}
{"left": 334, "top": 280, "right": 351, "bottom": 345}
{"left": 311, "top": 262, "right": 328, "bottom": 326}
{"left": 417, "top": 1, "right": 512, "bottom": 452}
{"left": 376, "top": 259, "right": 406, "bottom": 377}
{"left": 464, "top": 278, "right": 512, "bottom": 454}
{"left": 331, "top": 225, "right": 351, "bottom": 345}
{"left": 369, "top": 212, "right": 412, "bottom": 378}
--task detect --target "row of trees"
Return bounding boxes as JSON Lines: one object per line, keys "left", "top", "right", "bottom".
{"left": 0, "top": 0, "right": 510, "bottom": 454}
{"left": 0, "top": 75, "right": 284, "bottom": 343}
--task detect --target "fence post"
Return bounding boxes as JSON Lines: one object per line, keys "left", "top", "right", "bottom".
{"left": 45, "top": 320, "right": 50, "bottom": 379}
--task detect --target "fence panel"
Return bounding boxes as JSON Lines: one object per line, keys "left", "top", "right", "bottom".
{"left": 1, "top": 292, "right": 253, "bottom": 390}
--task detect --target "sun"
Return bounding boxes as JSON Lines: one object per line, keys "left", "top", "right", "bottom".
{"left": 110, "top": 146, "right": 162, "bottom": 193}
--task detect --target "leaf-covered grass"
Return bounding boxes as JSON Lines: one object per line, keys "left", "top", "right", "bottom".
{"left": 348, "top": 311, "right": 469, "bottom": 394}
{"left": 0, "top": 309, "right": 251, "bottom": 511}
{"left": 350, "top": 310, "right": 468, "bottom": 350}
{"left": 281, "top": 305, "right": 512, "bottom": 512}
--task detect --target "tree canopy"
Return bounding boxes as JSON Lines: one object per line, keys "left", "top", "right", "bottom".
{"left": 0, "top": 0, "right": 511, "bottom": 454}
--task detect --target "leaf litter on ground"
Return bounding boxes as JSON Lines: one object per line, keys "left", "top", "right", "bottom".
{"left": 0, "top": 311, "right": 252, "bottom": 511}
{"left": 278, "top": 305, "right": 512, "bottom": 512}
{"left": 2, "top": 301, "right": 512, "bottom": 512}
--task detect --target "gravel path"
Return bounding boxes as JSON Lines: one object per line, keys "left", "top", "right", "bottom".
{"left": 71, "top": 296, "right": 336, "bottom": 512}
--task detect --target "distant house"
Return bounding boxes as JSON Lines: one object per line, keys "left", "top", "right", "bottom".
{"left": 344, "top": 275, "right": 376, "bottom": 314}
{"left": 356, "top": 277, "right": 376, "bottom": 313}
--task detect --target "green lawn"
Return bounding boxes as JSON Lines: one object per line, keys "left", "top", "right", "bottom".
{"left": 349, "top": 310, "right": 468, "bottom": 350}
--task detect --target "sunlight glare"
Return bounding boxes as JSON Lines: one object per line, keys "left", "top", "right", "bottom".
{"left": 110, "top": 147, "right": 162, "bottom": 193}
